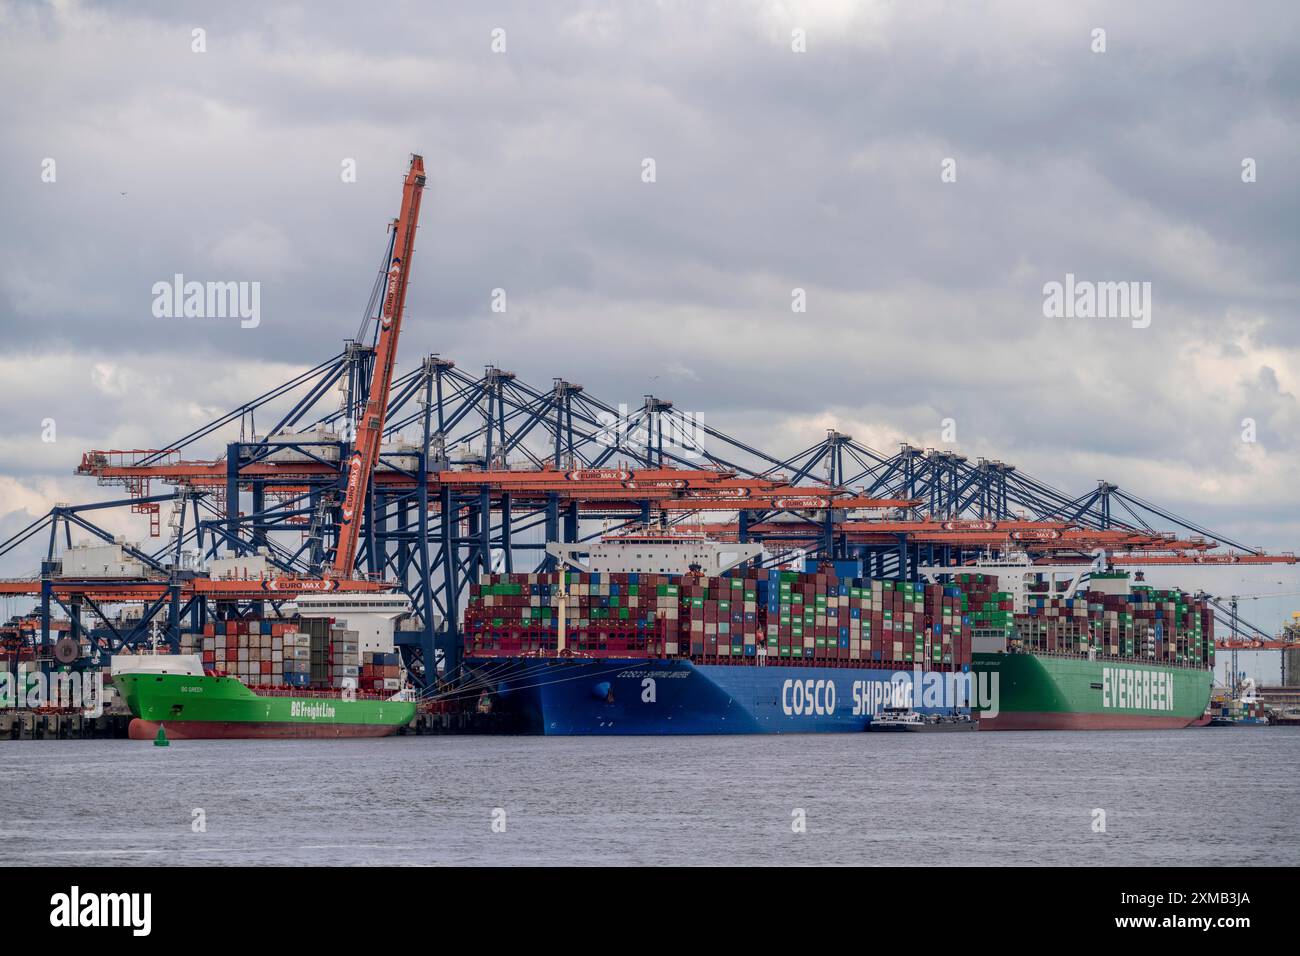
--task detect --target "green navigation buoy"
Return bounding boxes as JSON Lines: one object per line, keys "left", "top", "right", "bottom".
{"left": 154, "top": 725, "right": 169, "bottom": 747}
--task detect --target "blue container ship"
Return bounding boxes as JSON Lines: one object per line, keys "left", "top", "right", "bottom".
{"left": 467, "top": 656, "right": 973, "bottom": 734}
{"left": 460, "top": 533, "right": 976, "bottom": 735}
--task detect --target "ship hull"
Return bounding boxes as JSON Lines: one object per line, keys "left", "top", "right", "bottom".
{"left": 972, "top": 652, "right": 1211, "bottom": 731}
{"left": 977, "top": 711, "right": 1195, "bottom": 731}
{"left": 116, "top": 672, "right": 414, "bottom": 739}
{"left": 466, "top": 656, "right": 971, "bottom": 735}
{"left": 127, "top": 719, "right": 400, "bottom": 740}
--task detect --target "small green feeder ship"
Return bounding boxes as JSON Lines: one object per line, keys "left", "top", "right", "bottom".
{"left": 114, "top": 655, "right": 416, "bottom": 740}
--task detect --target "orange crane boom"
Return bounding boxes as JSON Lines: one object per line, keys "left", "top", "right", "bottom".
{"left": 333, "top": 154, "right": 427, "bottom": 577}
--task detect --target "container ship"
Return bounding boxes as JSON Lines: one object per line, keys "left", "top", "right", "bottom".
{"left": 460, "top": 535, "right": 1213, "bottom": 734}
{"left": 1205, "top": 679, "right": 1271, "bottom": 726}
{"left": 462, "top": 533, "right": 978, "bottom": 734}
{"left": 961, "top": 560, "right": 1214, "bottom": 730}
{"left": 116, "top": 656, "right": 415, "bottom": 739}
{"left": 114, "top": 598, "right": 417, "bottom": 739}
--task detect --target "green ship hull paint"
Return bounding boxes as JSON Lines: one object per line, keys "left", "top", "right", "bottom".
{"left": 973, "top": 652, "right": 1211, "bottom": 730}
{"left": 117, "top": 672, "right": 415, "bottom": 740}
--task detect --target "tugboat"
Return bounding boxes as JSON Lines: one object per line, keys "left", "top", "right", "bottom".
{"left": 867, "top": 706, "right": 978, "bottom": 732}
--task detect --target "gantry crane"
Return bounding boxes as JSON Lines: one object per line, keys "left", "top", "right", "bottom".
{"left": 1213, "top": 591, "right": 1300, "bottom": 687}
{"left": 2, "top": 155, "right": 1294, "bottom": 683}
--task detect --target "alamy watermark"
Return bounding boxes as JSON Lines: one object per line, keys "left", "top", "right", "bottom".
{"left": 50, "top": 886, "right": 151, "bottom": 936}
{"left": 152, "top": 274, "right": 260, "bottom": 328}
{"left": 1042, "top": 273, "right": 1151, "bottom": 329}
{"left": 595, "top": 403, "right": 707, "bottom": 460}
{"left": 2, "top": 666, "right": 105, "bottom": 717}
{"left": 783, "top": 667, "right": 1000, "bottom": 717}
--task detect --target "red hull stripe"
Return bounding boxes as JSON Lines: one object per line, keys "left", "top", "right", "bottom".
{"left": 129, "top": 719, "right": 398, "bottom": 740}
{"left": 980, "top": 711, "right": 1196, "bottom": 731}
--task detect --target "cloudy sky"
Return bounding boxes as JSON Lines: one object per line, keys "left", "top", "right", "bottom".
{"left": 1, "top": 1, "right": 1297, "bottom": 647}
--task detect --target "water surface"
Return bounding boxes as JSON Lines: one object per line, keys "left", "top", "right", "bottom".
{"left": 3, "top": 729, "right": 1296, "bottom": 866}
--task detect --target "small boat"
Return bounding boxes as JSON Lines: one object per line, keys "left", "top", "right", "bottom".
{"left": 1204, "top": 680, "right": 1272, "bottom": 727}
{"left": 1269, "top": 707, "right": 1300, "bottom": 727}
{"left": 866, "top": 706, "right": 978, "bottom": 732}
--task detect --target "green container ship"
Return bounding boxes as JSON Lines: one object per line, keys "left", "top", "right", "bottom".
{"left": 930, "top": 559, "right": 1214, "bottom": 730}
{"left": 114, "top": 656, "right": 415, "bottom": 739}
{"left": 972, "top": 652, "right": 1211, "bottom": 729}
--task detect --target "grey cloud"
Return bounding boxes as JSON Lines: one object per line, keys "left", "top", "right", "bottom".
{"left": 0, "top": 0, "right": 1297, "bottom": 556}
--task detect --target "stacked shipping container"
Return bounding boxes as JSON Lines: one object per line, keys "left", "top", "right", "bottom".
{"left": 180, "top": 619, "right": 367, "bottom": 688}
{"left": 951, "top": 576, "right": 1215, "bottom": 666}
{"left": 465, "top": 567, "right": 975, "bottom": 670}
{"left": 467, "top": 567, "right": 1215, "bottom": 670}
{"left": 182, "top": 620, "right": 295, "bottom": 686}
{"left": 468, "top": 572, "right": 674, "bottom": 657}
{"left": 282, "top": 631, "right": 311, "bottom": 687}
{"left": 329, "top": 626, "right": 360, "bottom": 689}
{"left": 360, "top": 651, "right": 403, "bottom": 693}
